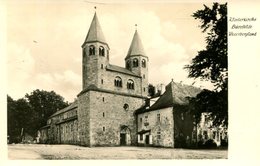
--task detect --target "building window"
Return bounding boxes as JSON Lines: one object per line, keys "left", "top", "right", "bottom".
{"left": 144, "top": 115, "right": 149, "bottom": 126}
{"left": 204, "top": 131, "right": 208, "bottom": 140}
{"left": 157, "top": 114, "right": 160, "bottom": 122}
{"left": 89, "top": 45, "right": 95, "bottom": 55}
{"left": 102, "top": 97, "right": 105, "bottom": 102}
{"left": 103, "top": 112, "right": 105, "bottom": 117}
{"left": 99, "top": 46, "right": 105, "bottom": 56}
{"left": 123, "top": 103, "right": 129, "bottom": 111}
{"left": 101, "top": 64, "right": 103, "bottom": 69}
{"left": 101, "top": 79, "right": 103, "bottom": 84}
{"left": 126, "top": 60, "right": 131, "bottom": 69}
{"left": 143, "top": 87, "right": 146, "bottom": 92}
{"left": 157, "top": 128, "right": 161, "bottom": 140}
{"left": 133, "top": 58, "right": 139, "bottom": 67}
{"left": 114, "top": 76, "right": 122, "bottom": 87}
{"left": 142, "top": 59, "right": 146, "bottom": 68}
{"left": 140, "top": 117, "right": 142, "bottom": 123}
{"left": 127, "top": 79, "right": 134, "bottom": 89}
{"left": 140, "top": 134, "right": 143, "bottom": 141}
{"left": 181, "top": 113, "right": 184, "bottom": 120}
{"left": 103, "top": 126, "right": 105, "bottom": 132}
{"left": 143, "top": 74, "right": 145, "bottom": 79}
{"left": 47, "top": 119, "right": 52, "bottom": 124}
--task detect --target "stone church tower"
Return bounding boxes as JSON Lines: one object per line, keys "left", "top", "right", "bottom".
{"left": 81, "top": 12, "right": 109, "bottom": 90}
{"left": 125, "top": 29, "right": 149, "bottom": 96}
{"left": 76, "top": 12, "right": 149, "bottom": 146}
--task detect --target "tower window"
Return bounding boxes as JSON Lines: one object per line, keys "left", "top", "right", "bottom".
{"left": 101, "top": 64, "right": 103, "bottom": 69}
{"left": 143, "top": 74, "right": 145, "bottom": 79}
{"left": 103, "top": 126, "right": 105, "bottom": 132}
{"left": 143, "top": 87, "right": 146, "bottom": 92}
{"left": 99, "top": 46, "right": 105, "bottom": 56}
{"left": 89, "top": 45, "right": 95, "bottom": 55}
{"left": 103, "top": 112, "right": 105, "bottom": 117}
{"left": 114, "top": 76, "right": 122, "bottom": 87}
{"left": 127, "top": 79, "right": 134, "bottom": 89}
{"left": 102, "top": 97, "right": 105, "bottom": 102}
{"left": 133, "top": 58, "right": 139, "bottom": 67}
{"left": 142, "top": 59, "right": 146, "bottom": 68}
{"left": 101, "top": 79, "right": 103, "bottom": 84}
{"left": 126, "top": 60, "right": 131, "bottom": 69}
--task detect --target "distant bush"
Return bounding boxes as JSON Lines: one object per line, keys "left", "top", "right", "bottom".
{"left": 221, "top": 139, "right": 228, "bottom": 147}
{"left": 197, "top": 139, "right": 217, "bottom": 149}
{"left": 204, "top": 139, "right": 217, "bottom": 149}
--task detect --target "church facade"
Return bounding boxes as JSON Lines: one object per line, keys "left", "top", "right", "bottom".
{"left": 39, "top": 12, "right": 148, "bottom": 146}
{"left": 39, "top": 12, "right": 228, "bottom": 148}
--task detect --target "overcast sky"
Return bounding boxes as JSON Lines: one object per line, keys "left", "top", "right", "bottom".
{"left": 7, "top": 0, "right": 215, "bottom": 102}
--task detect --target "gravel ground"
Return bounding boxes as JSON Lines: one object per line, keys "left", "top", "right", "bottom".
{"left": 8, "top": 144, "right": 228, "bottom": 159}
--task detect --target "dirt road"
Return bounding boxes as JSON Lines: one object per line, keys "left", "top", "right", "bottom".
{"left": 8, "top": 144, "right": 228, "bottom": 159}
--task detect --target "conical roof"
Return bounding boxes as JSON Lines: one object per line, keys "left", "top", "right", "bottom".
{"left": 83, "top": 12, "right": 107, "bottom": 45}
{"left": 126, "top": 30, "right": 146, "bottom": 59}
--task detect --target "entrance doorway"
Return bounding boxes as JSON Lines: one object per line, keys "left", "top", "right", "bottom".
{"left": 120, "top": 134, "right": 126, "bottom": 145}
{"left": 120, "top": 125, "right": 131, "bottom": 146}
{"left": 145, "top": 135, "right": 149, "bottom": 144}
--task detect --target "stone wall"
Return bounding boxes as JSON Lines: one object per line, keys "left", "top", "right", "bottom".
{"left": 137, "top": 107, "right": 174, "bottom": 147}
{"left": 98, "top": 70, "right": 142, "bottom": 95}
{"left": 59, "top": 119, "right": 79, "bottom": 144}
{"left": 77, "top": 92, "right": 91, "bottom": 146}
{"left": 89, "top": 90, "right": 145, "bottom": 146}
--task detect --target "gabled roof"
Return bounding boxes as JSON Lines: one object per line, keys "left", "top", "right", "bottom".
{"left": 135, "top": 80, "right": 201, "bottom": 114}
{"left": 49, "top": 100, "right": 78, "bottom": 118}
{"left": 149, "top": 81, "right": 201, "bottom": 110}
{"left": 125, "top": 30, "right": 146, "bottom": 59}
{"left": 106, "top": 64, "right": 141, "bottom": 77}
{"left": 82, "top": 12, "right": 107, "bottom": 46}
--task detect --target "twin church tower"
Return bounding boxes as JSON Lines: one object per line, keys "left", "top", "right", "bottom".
{"left": 75, "top": 11, "right": 150, "bottom": 146}
{"left": 40, "top": 11, "right": 150, "bottom": 146}
{"left": 81, "top": 12, "right": 149, "bottom": 96}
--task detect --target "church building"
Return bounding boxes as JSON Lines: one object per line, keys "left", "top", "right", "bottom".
{"left": 40, "top": 11, "right": 149, "bottom": 146}
{"left": 39, "top": 11, "right": 228, "bottom": 148}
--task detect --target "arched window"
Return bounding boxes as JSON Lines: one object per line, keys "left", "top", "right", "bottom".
{"left": 126, "top": 60, "right": 131, "bottom": 69}
{"left": 142, "top": 59, "right": 146, "bottom": 68}
{"left": 89, "top": 45, "right": 95, "bottom": 55}
{"left": 127, "top": 79, "right": 134, "bottom": 90}
{"left": 114, "top": 76, "right": 122, "bottom": 87}
{"left": 133, "top": 58, "right": 139, "bottom": 67}
{"left": 99, "top": 46, "right": 105, "bottom": 56}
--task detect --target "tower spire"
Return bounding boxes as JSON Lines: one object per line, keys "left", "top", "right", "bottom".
{"left": 125, "top": 26, "right": 146, "bottom": 59}
{"left": 82, "top": 9, "right": 107, "bottom": 47}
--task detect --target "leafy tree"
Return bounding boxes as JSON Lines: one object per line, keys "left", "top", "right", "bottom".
{"left": 185, "top": 3, "right": 228, "bottom": 127}
{"left": 7, "top": 95, "right": 20, "bottom": 142}
{"left": 25, "top": 89, "right": 69, "bottom": 132}
{"left": 7, "top": 90, "right": 69, "bottom": 143}
{"left": 7, "top": 96, "right": 33, "bottom": 143}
